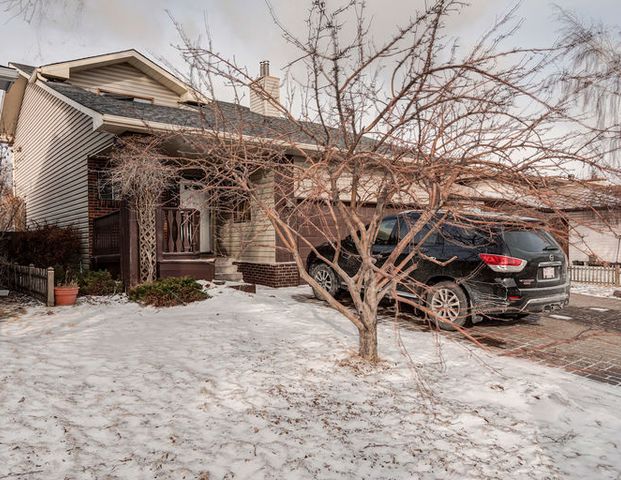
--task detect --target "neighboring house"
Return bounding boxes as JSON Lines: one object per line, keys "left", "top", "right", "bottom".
{"left": 566, "top": 207, "right": 621, "bottom": 265}
{"left": 0, "top": 50, "right": 297, "bottom": 287}
{"left": 454, "top": 178, "right": 621, "bottom": 265}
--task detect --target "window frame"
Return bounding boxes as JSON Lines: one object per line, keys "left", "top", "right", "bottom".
{"left": 95, "top": 170, "right": 121, "bottom": 202}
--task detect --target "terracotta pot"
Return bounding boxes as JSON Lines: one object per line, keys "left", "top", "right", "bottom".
{"left": 54, "top": 286, "right": 79, "bottom": 306}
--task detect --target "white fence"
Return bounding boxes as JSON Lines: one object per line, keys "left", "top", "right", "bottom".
{"left": 569, "top": 265, "right": 621, "bottom": 286}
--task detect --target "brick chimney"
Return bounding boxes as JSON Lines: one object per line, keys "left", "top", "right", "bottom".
{"left": 249, "top": 60, "right": 282, "bottom": 117}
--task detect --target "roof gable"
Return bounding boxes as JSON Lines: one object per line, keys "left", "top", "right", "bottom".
{"left": 37, "top": 50, "right": 198, "bottom": 101}
{"left": 68, "top": 62, "right": 184, "bottom": 108}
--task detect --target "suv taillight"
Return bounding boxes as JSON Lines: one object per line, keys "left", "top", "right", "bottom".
{"left": 479, "top": 253, "right": 527, "bottom": 273}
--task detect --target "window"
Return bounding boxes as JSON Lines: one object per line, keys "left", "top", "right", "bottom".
{"left": 96, "top": 171, "right": 121, "bottom": 201}
{"left": 375, "top": 217, "right": 398, "bottom": 245}
{"left": 503, "top": 229, "right": 559, "bottom": 254}
{"left": 413, "top": 226, "right": 439, "bottom": 246}
{"left": 397, "top": 216, "right": 438, "bottom": 246}
{"left": 441, "top": 223, "right": 497, "bottom": 249}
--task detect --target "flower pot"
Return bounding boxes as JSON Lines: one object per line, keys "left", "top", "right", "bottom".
{"left": 54, "top": 286, "right": 79, "bottom": 306}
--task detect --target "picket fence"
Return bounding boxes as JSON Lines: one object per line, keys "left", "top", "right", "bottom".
{"left": 569, "top": 265, "right": 621, "bottom": 287}
{"left": 0, "top": 262, "right": 55, "bottom": 306}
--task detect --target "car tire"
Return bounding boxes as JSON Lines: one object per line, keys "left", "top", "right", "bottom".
{"left": 426, "top": 281, "right": 470, "bottom": 331}
{"left": 310, "top": 263, "right": 340, "bottom": 300}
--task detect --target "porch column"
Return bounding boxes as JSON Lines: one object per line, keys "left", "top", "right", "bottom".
{"left": 119, "top": 203, "right": 140, "bottom": 289}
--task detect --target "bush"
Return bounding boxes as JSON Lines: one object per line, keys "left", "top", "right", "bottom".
{"left": 7, "top": 223, "right": 82, "bottom": 269}
{"left": 129, "top": 277, "right": 209, "bottom": 307}
{"left": 78, "top": 270, "right": 122, "bottom": 296}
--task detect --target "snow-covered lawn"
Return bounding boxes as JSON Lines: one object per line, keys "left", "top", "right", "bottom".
{"left": 1, "top": 286, "right": 620, "bottom": 480}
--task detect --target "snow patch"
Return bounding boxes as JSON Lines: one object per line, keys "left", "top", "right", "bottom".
{"left": 0, "top": 285, "right": 619, "bottom": 479}
{"left": 571, "top": 282, "right": 621, "bottom": 299}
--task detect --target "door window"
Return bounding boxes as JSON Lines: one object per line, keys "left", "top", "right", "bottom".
{"left": 375, "top": 217, "right": 398, "bottom": 246}
{"left": 397, "top": 216, "right": 438, "bottom": 246}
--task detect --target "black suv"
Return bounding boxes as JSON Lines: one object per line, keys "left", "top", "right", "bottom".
{"left": 306, "top": 211, "right": 570, "bottom": 328}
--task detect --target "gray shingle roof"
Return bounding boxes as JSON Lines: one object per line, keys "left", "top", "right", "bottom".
{"left": 10, "top": 63, "right": 35, "bottom": 75}
{"left": 46, "top": 81, "right": 338, "bottom": 146}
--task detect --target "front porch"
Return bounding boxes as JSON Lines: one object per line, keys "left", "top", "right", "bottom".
{"left": 155, "top": 206, "right": 242, "bottom": 282}
{"left": 91, "top": 204, "right": 219, "bottom": 288}
{"left": 87, "top": 149, "right": 299, "bottom": 289}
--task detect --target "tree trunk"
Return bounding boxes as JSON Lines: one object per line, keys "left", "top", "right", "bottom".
{"left": 358, "top": 325, "right": 378, "bottom": 362}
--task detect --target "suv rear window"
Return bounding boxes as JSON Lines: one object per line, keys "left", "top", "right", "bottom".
{"left": 502, "top": 229, "right": 559, "bottom": 253}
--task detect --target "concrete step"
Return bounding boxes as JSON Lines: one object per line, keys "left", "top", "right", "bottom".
{"left": 216, "top": 264, "right": 239, "bottom": 275}
{"left": 214, "top": 257, "right": 234, "bottom": 267}
{"left": 215, "top": 272, "right": 244, "bottom": 282}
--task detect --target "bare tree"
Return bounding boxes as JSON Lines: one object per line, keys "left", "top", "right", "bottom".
{"left": 0, "top": 0, "right": 83, "bottom": 23}
{"left": 108, "top": 135, "right": 178, "bottom": 283}
{"left": 166, "top": 0, "right": 621, "bottom": 361}
{"left": 0, "top": 145, "right": 23, "bottom": 241}
{"left": 556, "top": 9, "right": 621, "bottom": 178}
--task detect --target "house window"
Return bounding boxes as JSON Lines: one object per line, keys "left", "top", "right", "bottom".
{"left": 96, "top": 171, "right": 121, "bottom": 201}
{"left": 233, "top": 197, "right": 252, "bottom": 223}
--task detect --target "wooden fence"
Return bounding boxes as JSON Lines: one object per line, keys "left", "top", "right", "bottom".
{"left": 569, "top": 265, "right": 621, "bottom": 286}
{"left": 0, "top": 263, "right": 55, "bottom": 306}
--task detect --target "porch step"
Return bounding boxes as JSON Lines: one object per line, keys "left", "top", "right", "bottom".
{"left": 216, "top": 264, "right": 240, "bottom": 275}
{"left": 215, "top": 272, "right": 244, "bottom": 282}
{"left": 214, "top": 257, "right": 235, "bottom": 267}
{"left": 214, "top": 257, "right": 243, "bottom": 282}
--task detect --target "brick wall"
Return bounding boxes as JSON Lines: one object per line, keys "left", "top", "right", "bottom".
{"left": 87, "top": 157, "right": 122, "bottom": 258}
{"left": 235, "top": 261, "right": 300, "bottom": 288}
{"left": 295, "top": 202, "right": 401, "bottom": 263}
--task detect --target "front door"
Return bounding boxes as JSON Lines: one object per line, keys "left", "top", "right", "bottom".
{"left": 179, "top": 181, "right": 212, "bottom": 253}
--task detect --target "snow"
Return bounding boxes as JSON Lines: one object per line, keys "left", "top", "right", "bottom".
{"left": 1, "top": 285, "right": 620, "bottom": 479}
{"left": 571, "top": 282, "right": 621, "bottom": 299}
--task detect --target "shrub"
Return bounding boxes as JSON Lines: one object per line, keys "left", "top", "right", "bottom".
{"left": 78, "top": 270, "right": 122, "bottom": 296}
{"left": 55, "top": 265, "right": 79, "bottom": 287}
{"left": 129, "top": 277, "right": 209, "bottom": 307}
{"left": 7, "top": 223, "right": 82, "bottom": 269}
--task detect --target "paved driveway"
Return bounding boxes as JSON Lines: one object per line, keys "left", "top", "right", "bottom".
{"left": 390, "top": 293, "right": 621, "bottom": 386}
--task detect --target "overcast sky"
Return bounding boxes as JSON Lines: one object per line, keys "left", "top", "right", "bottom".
{"left": 1, "top": 1, "right": 619, "bottom": 74}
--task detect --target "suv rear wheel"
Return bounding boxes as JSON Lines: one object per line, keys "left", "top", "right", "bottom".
{"left": 426, "top": 281, "right": 469, "bottom": 331}
{"left": 310, "top": 263, "right": 340, "bottom": 299}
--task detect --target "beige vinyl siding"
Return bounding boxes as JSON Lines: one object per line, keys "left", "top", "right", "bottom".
{"left": 0, "top": 75, "right": 27, "bottom": 141}
{"left": 12, "top": 83, "right": 114, "bottom": 261}
{"left": 69, "top": 63, "right": 181, "bottom": 107}
{"left": 218, "top": 171, "right": 276, "bottom": 263}
{"left": 567, "top": 210, "right": 621, "bottom": 264}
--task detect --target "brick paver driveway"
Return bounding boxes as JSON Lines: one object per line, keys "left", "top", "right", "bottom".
{"left": 392, "top": 293, "right": 621, "bottom": 386}
{"left": 296, "top": 289, "right": 621, "bottom": 385}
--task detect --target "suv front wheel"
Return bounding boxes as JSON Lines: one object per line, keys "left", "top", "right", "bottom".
{"left": 426, "top": 281, "right": 470, "bottom": 331}
{"left": 310, "top": 263, "right": 340, "bottom": 299}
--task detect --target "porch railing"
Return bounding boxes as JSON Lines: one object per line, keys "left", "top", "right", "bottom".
{"left": 160, "top": 207, "right": 200, "bottom": 254}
